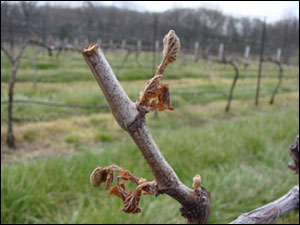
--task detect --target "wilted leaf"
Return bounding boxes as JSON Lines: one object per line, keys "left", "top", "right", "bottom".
{"left": 110, "top": 183, "right": 126, "bottom": 198}
{"left": 90, "top": 167, "right": 108, "bottom": 187}
{"left": 119, "top": 170, "right": 131, "bottom": 181}
{"left": 137, "top": 75, "right": 174, "bottom": 112}
{"left": 157, "top": 84, "right": 174, "bottom": 111}
{"left": 122, "top": 190, "right": 142, "bottom": 214}
{"left": 105, "top": 171, "right": 114, "bottom": 190}
{"left": 90, "top": 165, "right": 155, "bottom": 215}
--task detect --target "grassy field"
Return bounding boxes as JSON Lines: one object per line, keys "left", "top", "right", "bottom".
{"left": 1, "top": 46, "right": 299, "bottom": 224}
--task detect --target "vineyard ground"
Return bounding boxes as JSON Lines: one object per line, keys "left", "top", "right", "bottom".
{"left": 1, "top": 47, "right": 299, "bottom": 224}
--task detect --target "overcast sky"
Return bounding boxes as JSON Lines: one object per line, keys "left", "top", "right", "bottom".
{"left": 41, "top": 1, "right": 299, "bottom": 23}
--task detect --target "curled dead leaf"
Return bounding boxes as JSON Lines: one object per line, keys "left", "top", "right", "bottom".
{"left": 90, "top": 165, "right": 156, "bottom": 215}
{"left": 137, "top": 75, "right": 174, "bottom": 112}
{"left": 122, "top": 190, "right": 142, "bottom": 214}
{"left": 157, "top": 83, "right": 174, "bottom": 111}
{"left": 90, "top": 167, "right": 108, "bottom": 187}
{"left": 119, "top": 170, "right": 131, "bottom": 181}
{"left": 90, "top": 165, "right": 125, "bottom": 188}
{"left": 110, "top": 182, "right": 126, "bottom": 199}
{"left": 105, "top": 171, "right": 114, "bottom": 190}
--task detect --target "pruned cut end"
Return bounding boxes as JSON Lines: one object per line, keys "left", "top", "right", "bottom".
{"left": 82, "top": 43, "right": 99, "bottom": 54}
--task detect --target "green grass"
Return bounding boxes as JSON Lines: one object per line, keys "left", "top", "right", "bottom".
{"left": 65, "top": 136, "right": 81, "bottom": 145}
{"left": 94, "top": 130, "right": 119, "bottom": 143}
{"left": 1, "top": 77, "right": 299, "bottom": 123}
{"left": 1, "top": 46, "right": 299, "bottom": 224}
{"left": 23, "top": 129, "right": 38, "bottom": 142}
{"left": 1, "top": 46, "right": 299, "bottom": 83}
{"left": 1, "top": 105, "right": 299, "bottom": 224}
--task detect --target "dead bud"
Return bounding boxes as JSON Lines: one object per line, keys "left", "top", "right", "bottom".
{"left": 192, "top": 174, "right": 202, "bottom": 193}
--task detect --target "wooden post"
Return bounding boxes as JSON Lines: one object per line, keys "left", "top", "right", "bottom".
{"left": 155, "top": 40, "right": 159, "bottom": 52}
{"left": 218, "top": 43, "right": 224, "bottom": 61}
{"left": 137, "top": 40, "right": 142, "bottom": 53}
{"left": 136, "top": 40, "right": 142, "bottom": 68}
{"left": 63, "top": 38, "right": 68, "bottom": 45}
{"left": 194, "top": 41, "right": 199, "bottom": 62}
{"left": 276, "top": 48, "right": 281, "bottom": 62}
{"left": 244, "top": 46, "right": 250, "bottom": 67}
{"left": 121, "top": 40, "right": 126, "bottom": 50}
{"left": 74, "top": 38, "right": 79, "bottom": 48}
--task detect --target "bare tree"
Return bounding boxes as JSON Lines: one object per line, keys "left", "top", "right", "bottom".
{"left": 1, "top": 2, "right": 299, "bottom": 63}
{"left": 1, "top": 40, "right": 30, "bottom": 148}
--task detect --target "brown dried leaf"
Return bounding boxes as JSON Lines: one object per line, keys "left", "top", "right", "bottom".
{"left": 90, "top": 167, "right": 108, "bottom": 187}
{"left": 137, "top": 75, "right": 174, "bottom": 112}
{"left": 136, "top": 30, "right": 180, "bottom": 112}
{"left": 104, "top": 171, "right": 114, "bottom": 190}
{"left": 122, "top": 189, "right": 142, "bottom": 214}
{"left": 157, "top": 84, "right": 174, "bottom": 111}
{"left": 119, "top": 170, "right": 131, "bottom": 181}
{"left": 109, "top": 182, "right": 126, "bottom": 199}
{"left": 137, "top": 75, "right": 162, "bottom": 107}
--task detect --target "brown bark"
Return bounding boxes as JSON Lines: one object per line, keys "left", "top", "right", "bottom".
{"left": 2, "top": 41, "right": 29, "bottom": 149}
{"left": 6, "top": 61, "right": 18, "bottom": 148}
{"left": 267, "top": 58, "right": 283, "bottom": 105}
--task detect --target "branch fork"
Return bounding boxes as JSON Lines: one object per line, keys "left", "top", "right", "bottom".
{"left": 83, "top": 30, "right": 211, "bottom": 224}
{"left": 83, "top": 29, "right": 298, "bottom": 224}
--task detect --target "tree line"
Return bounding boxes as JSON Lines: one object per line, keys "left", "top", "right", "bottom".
{"left": 1, "top": 1, "right": 299, "bottom": 64}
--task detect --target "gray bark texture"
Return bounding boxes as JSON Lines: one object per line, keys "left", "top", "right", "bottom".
{"left": 82, "top": 43, "right": 211, "bottom": 224}
{"left": 82, "top": 41, "right": 298, "bottom": 224}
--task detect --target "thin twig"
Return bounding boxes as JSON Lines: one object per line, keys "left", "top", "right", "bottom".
{"left": 1, "top": 45, "right": 15, "bottom": 64}
{"left": 266, "top": 58, "right": 283, "bottom": 105}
